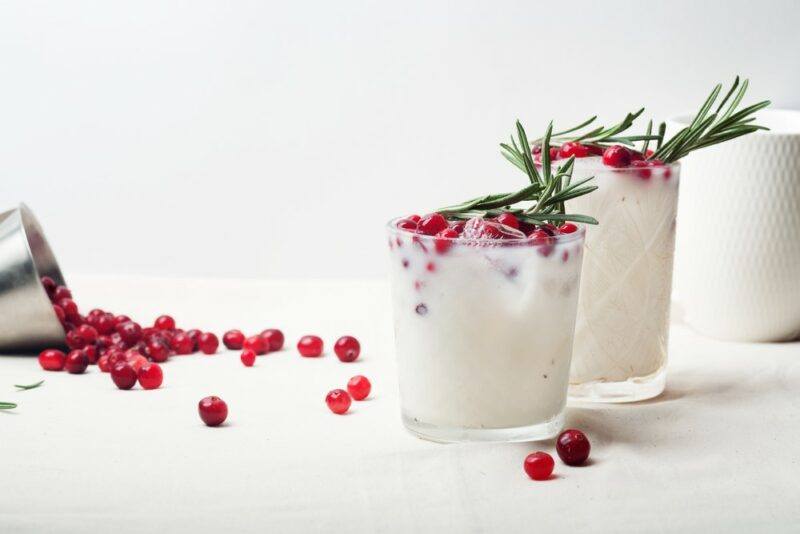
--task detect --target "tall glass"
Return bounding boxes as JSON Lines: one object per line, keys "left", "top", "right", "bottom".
{"left": 566, "top": 160, "right": 680, "bottom": 402}
{"left": 386, "top": 221, "right": 585, "bottom": 442}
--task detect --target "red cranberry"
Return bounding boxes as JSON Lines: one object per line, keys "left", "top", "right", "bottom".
{"left": 556, "top": 429, "right": 591, "bottom": 466}
{"left": 240, "top": 349, "right": 256, "bottom": 367}
{"left": 76, "top": 324, "right": 98, "bottom": 344}
{"left": 58, "top": 298, "right": 79, "bottom": 321}
{"left": 126, "top": 352, "right": 148, "bottom": 372}
{"left": 587, "top": 144, "right": 605, "bottom": 156}
{"left": 113, "top": 315, "right": 131, "bottom": 326}
{"left": 397, "top": 219, "right": 417, "bottom": 231}
{"left": 116, "top": 321, "right": 142, "bottom": 345}
{"left": 417, "top": 213, "right": 449, "bottom": 236}
{"left": 198, "top": 332, "right": 219, "bottom": 355}
{"left": 631, "top": 159, "right": 652, "bottom": 179}
{"left": 529, "top": 230, "right": 554, "bottom": 257}
{"left": 523, "top": 452, "right": 554, "bottom": 481}
{"left": 111, "top": 362, "right": 137, "bottom": 390}
{"left": 41, "top": 276, "right": 57, "bottom": 294}
{"left": 154, "top": 315, "right": 176, "bottom": 331}
{"left": 52, "top": 285, "right": 72, "bottom": 301}
{"left": 146, "top": 339, "right": 170, "bottom": 363}
{"left": 407, "top": 214, "right": 421, "bottom": 223}
{"left": 434, "top": 228, "right": 458, "bottom": 254}
{"left": 171, "top": 332, "right": 194, "bottom": 355}
{"left": 223, "top": 329, "right": 245, "bottom": 350}
{"left": 243, "top": 335, "right": 267, "bottom": 355}
{"left": 533, "top": 147, "right": 559, "bottom": 164}
{"left": 98, "top": 355, "right": 111, "bottom": 372}
{"left": 260, "top": 329, "right": 285, "bottom": 351}
{"left": 558, "top": 223, "right": 578, "bottom": 234}
{"left": 38, "top": 349, "right": 66, "bottom": 371}
{"left": 52, "top": 304, "right": 66, "bottom": 324}
{"left": 450, "top": 221, "right": 465, "bottom": 234}
{"left": 83, "top": 344, "right": 98, "bottom": 364}
{"left": 334, "top": 336, "right": 360, "bottom": 363}
{"left": 496, "top": 213, "right": 520, "bottom": 229}
{"left": 602, "top": 144, "right": 633, "bottom": 168}
{"left": 297, "top": 335, "right": 323, "bottom": 357}
{"left": 185, "top": 329, "right": 202, "bottom": 351}
{"left": 137, "top": 362, "right": 163, "bottom": 390}
{"left": 325, "top": 389, "right": 351, "bottom": 414}
{"left": 347, "top": 375, "right": 371, "bottom": 401}
{"left": 95, "top": 314, "right": 115, "bottom": 335}
{"left": 64, "top": 350, "right": 89, "bottom": 374}
{"left": 558, "top": 141, "right": 591, "bottom": 158}
{"left": 65, "top": 329, "right": 87, "bottom": 350}
{"left": 198, "top": 396, "right": 228, "bottom": 427}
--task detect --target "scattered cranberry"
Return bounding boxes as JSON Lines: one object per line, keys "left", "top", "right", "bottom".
{"left": 111, "top": 362, "right": 137, "bottom": 390}
{"left": 261, "top": 329, "right": 285, "bottom": 351}
{"left": 198, "top": 396, "right": 228, "bottom": 427}
{"left": 347, "top": 375, "right": 371, "bottom": 400}
{"left": 137, "top": 362, "right": 163, "bottom": 390}
{"left": 223, "top": 329, "right": 245, "bottom": 350}
{"left": 496, "top": 213, "right": 520, "bottom": 229}
{"left": 524, "top": 452, "right": 554, "bottom": 481}
{"left": 76, "top": 324, "right": 98, "bottom": 344}
{"left": 98, "top": 355, "right": 111, "bottom": 372}
{"left": 558, "top": 141, "right": 591, "bottom": 158}
{"left": 325, "top": 389, "right": 351, "bottom": 414}
{"left": 116, "top": 321, "right": 142, "bottom": 345}
{"left": 334, "top": 336, "right": 360, "bottom": 362}
{"left": 154, "top": 315, "right": 176, "bottom": 331}
{"left": 41, "top": 276, "right": 57, "bottom": 294}
{"left": 602, "top": 144, "right": 633, "bottom": 168}
{"left": 240, "top": 349, "right": 256, "bottom": 367}
{"left": 126, "top": 352, "right": 148, "bottom": 372}
{"left": 297, "top": 335, "right": 323, "bottom": 357}
{"left": 59, "top": 298, "right": 79, "bottom": 321}
{"left": 38, "top": 349, "right": 66, "bottom": 371}
{"left": 556, "top": 429, "right": 591, "bottom": 466}
{"left": 185, "top": 329, "right": 202, "bottom": 351}
{"left": 146, "top": 339, "right": 170, "bottom": 363}
{"left": 243, "top": 335, "right": 267, "bottom": 355}
{"left": 95, "top": 313, "right": 115, "bottom": 335}
{"left": 83, "top": 344, "right": 98, "bottom": 364}
{"left": 198, "top": 332, "right": 219, "bottom": 355}
{"left": 558, "top": 223, "right": 578, "bottom": 234}
{"left": 113, "top": 314, "right": 131, "bottom": 326}
{"left": 171, "top": 332, "right": 194, "bottom": 355}
{"left": 64, "top": 350, "right": 89, "bottom": 374}
{"left": 53, "top": 285, "right": 72, "bottom": 301}
{"left": 65, "top": 330, "right": 87, "bottom": 350}
{"left": 434, "top": 228, "right": 458, "bottom": 254}
{"left": 417, "top": 213, "right": 449, "bottom": 236}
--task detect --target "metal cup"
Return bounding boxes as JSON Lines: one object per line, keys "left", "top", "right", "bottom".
{"left": 0, "top": 204, "right": 66, "bottom": 353}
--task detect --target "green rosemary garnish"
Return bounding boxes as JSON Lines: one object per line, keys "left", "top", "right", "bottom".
{"left": 536, "top": 108, "right": 661, "bottom": 148}
{"left": 15, "top": 380, "right": 44, "bottom": 391}
{"left": 438, "top": 121, "right": 598, "bottom": 226}
{"left": 0, "top": 402, "right": 17, "bottom": 410}
{"left": 651, "top": 76, "right": 770, "bottom": 163}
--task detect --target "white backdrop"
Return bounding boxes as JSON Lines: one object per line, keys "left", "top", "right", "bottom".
{"left": 2, "top": 0, "right": 799, "bottom": 279}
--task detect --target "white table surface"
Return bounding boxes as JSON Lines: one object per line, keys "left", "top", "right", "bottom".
{"left": 1, "top": 276, "right": 799, "bottom": 533}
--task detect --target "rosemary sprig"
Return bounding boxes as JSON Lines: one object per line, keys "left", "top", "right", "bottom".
{"left": 439, "top": 121, "right": 598, "bottom": 226}
{"left": 651, "top": 76, "right": 770, "bottom": 163}
{"left": 15, "top": 380, "right": 44, "bottom": 391}
{"left": 0, "top": 402, "right": 17, "bottom": 410}
{"left": 535, "top": 108, "right": 662, "bottom": 148}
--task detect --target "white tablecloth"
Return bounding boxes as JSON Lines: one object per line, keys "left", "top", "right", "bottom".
{"left": 1, "top": 276, "right": 798, "bottom": 533}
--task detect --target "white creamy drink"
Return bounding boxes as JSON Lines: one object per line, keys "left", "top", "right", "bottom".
{"left": 566, "top": 157, "right": 680, "bottom": 401}
{"left": 387, "top": 218, "right": 585, "bottom": 442}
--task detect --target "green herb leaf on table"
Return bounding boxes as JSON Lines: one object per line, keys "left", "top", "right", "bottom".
{"left": 15, "top": 380, "right": 44, "bottom": 391}
{"left": 0, "top": 402, "right": 17, "bottom": 410}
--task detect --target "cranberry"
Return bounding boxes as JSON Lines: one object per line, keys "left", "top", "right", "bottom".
{"left": 407, "top": 214, "right": 421, "bottom": 223}
{"left": 98, "top": 355, "right": 111, "bottom": 372}
{"left": 198, "top": 396, "right": 228, "bottom": 427}
{"left": 137, "top": 362, "right": 163, "bottom": 390}
{"left": 41, "top": 276, "right": 57, "bottom": 294}
{"left": 154, "top": 315, "right": 176, "bottom": 331}
{"left": 146, "top": 339, "right": 170, "bottom": 363}
{"left": 558, "top": 223, "right": 578, "bottom": 234}
{"left": 95, "top": 313, "right": 115, "bottom": 335}
{"left": 631, "top": 159, "right": 652, "bottom": 179}
{"left": 76, "top": 324, "right": 98, "bottom": 344}
{"left": 171, "top": 332, "right": 194, "bottom": 355}
{"left": 417, "top": 213, "right": 449, "bottom": 236}
{"left": 297, "top": 335, "right": 323, "bottom": 357}
{"left": 240, "top": 349, "right": 256, "bottom": 367}
{"left": 83, "top": 344, "right": 98, "bottom": 364}
{"left": 523, "top": 452, "right": 554, "bottom": 481}
{"left": 450, "top": 222, "right": 465, "bottom": 234}
{"left": 434, "top": 228, "right": 458, "bottom": 254}
{"left": 602, "top": 144, "right": 633, "bottom": 168}
{"left": 197, "top": 332, "right": 219, "bottom": 354}
{"left": 559, "top": 141, "right": 591, "bottom": 158}
{"left": 533, "top": 147, "right": 559, "bottom": 164}
{"left": 243, "top": 335, "right": 267, "bottom": 355}
{"left": 529, "top": 230, "right": 554, "bottom": 257}
{"left": 587, "top": 144, "right": 605, "bottom": 156}
{"left": 184, "top": 329, "right": 201, "bottom": 351}
{"left": 396, "top": 219, "right": 417, "bottom": 231}
{"left": 347, "top": 375, "right": 371, "bottom": 400}
{"left": 223, "top": 329, "right": 245, "bottom": 350}
{"left": 126, "top": 352, "right": 149, "bottom": 372}
{"left": 325, "top": 389, "right": 351, "bottom": 414}
{"left": 64, "top": 350, "right": 89, "bottom": 374}
{"left": 52, "top": 285, "right": 72, "bottom": 301}
{"left": 260, "top": 329, "right": 285, "bottom": 351}
{"left": 38, "top": 349, "right": 66, "bottom": 371}
{"left": 65, "top": 330, "right": 87, "bottom": 350}
{"left": 556, "top": 429, "right": 591, "bottom": 466}
{"left": 113, "top": 314, "right": 131, "bottom": 326}
{"left": 116, "top": 321, "right": 142, "bottom": 345}
{"left": 496, "top": 213, "right": 520, "bottom": 229}
{"left": 111, "top": 362, "right": 137, "bottom": 390}
{"left": 58, "top": 298, "right": 79, "bottom": 321}
{"left": 334, "top": 336, "right": 360, "bottom": 362}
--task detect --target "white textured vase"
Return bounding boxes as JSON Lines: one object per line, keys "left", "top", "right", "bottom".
{"left": 671, "top": 109, "right": 800, "bottom": 342}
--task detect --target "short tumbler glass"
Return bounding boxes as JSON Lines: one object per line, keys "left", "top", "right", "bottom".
{"left": 386, "top": 220, "right": 585, "bottom": 443}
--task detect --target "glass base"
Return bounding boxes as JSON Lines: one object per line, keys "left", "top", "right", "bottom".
{"left": 401, "top": 411, "right": 565, "bottom": 443}
{"left": 568, "top": 366, "right": 666, "bottom": 403}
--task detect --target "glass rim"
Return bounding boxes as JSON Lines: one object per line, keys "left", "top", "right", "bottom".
{"left": 386, "top": 217, "right": 587, "bottom": 245}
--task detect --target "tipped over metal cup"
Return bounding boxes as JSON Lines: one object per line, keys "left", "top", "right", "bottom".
{"left": 0, "top": 204, "right": 66, "bottom": 353}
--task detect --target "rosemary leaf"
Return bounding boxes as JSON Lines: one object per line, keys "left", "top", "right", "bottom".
{"left": 15, "top": 380, "right": 44, "bottom": 391}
